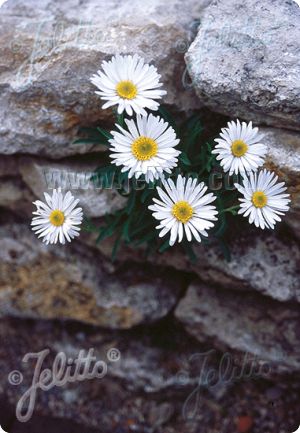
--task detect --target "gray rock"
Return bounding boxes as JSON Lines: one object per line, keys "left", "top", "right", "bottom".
{"left": 0, "top": 223, "right": 184, "bottom": 328}
{"left": 286, "top": 206, "right": 300, "bottom": 239}
{"left": 0, "top": 155, "right": 19, "bottom": 177}
{"left": 0, "top": 318, "right": 180, "bottom": 429}
{"left": 0, "top": 315, "right": 209, "bottom": 397}
{"left": 263, "top": 127, "right": 300, "bottom": 184}
{"left": 0, "top": 0, "right": 209, "bottom": 157}
{"left": 19, "top": 156, "right": 126, "bottom": 218}
{"left": 175, "top": 281, "right": 300, "bottom": 372}
{"left": 185, "top": 0, "right": 300, "bottom": 130}
{"left": 183, "top": 231, "right": 300, "bottom": 303}
{"left": 285, "top": 193, "right": 300, "bottom": 240}
{"left": 87, "top": 229, "right": 300, "bottom": 304}
{"left": 1, "top": 318, "right": 299, "bottom": 431}
{"left": 199, "top": 229, "right": 300, "bottom": 302}
{"left": 0, "top": 177, "right": 34, "bottom": 216}
{"left": 262, "top": 127, "right": 300, "bottom": 237}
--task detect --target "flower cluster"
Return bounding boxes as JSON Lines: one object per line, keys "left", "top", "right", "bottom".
{"left": 31, "top": 54, "right": 290, "bottom": 252}
{"left": 212, "top": 119, "right": 290, "bottom": 230}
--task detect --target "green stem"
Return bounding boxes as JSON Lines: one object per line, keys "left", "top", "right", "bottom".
{"left": 221, "top": 205, "right": 240, "bottom": 214}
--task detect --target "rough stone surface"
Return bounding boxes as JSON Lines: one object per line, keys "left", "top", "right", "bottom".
{"left": 285, "top": 193, "right": 300, "bottom": 240}
{"left": 185, "top": 0, "right": 300, "bottom": 130}
{"left": 0, "top": 0, "right": 300, "bottom": 430}
{"left": 262, "top": 127, "right": 300, "bottom": 237}
{"left": 18, "top": 156, "right": 126, "bottom": 218}
{"left": 0, "top": 155, "right": 19, "bottom": 177}
{"left": 84, "top": 228, "right": 300, "bottom": 304}
{"left": 175, "top": 280, "right": 300, "bottom": 372}
{"left": 0, "top": 0, "right": 209, "bottom": 157}
{"left": 0, "top": 224, "right": 184, "bottom": 329}
{"left": 171, "top": 230, "right": 300, "bottom": 303}
{"left": 263, "top": 127, "right": 300, "bottom": 185}
{"left": 1, "top": 318, "right": 300, "bottom": 432}
{"left": 0, "top": 177, "right": 34, "bottom": 216}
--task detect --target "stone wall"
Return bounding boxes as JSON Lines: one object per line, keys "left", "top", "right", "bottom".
{"left": 0, "top": 0, "right": 300, "bottom": 432}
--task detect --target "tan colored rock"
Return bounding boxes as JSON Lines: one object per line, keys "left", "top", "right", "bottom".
{"left": 0, "top": 223, "right": 184, "bottom": 329}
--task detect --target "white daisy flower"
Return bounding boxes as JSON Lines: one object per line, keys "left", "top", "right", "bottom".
{"left": 235, "top": 169, "right": 290, "bottom": 229}
{"left": 109, "top": 113, "right": 181, "bottom": 183}
{"left": 31, "top": 189, "right": 83, "bottom": 245}
{"left": 149, "top": 175, "right": 218, "bottom": 246}
{"left": 90, "top": 54, "right": 167, "bottom": 116}
{"left": 212, "top": 119, "right": 268, "bottom": 175}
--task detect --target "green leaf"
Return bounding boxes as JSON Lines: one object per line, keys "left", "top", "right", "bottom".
{"left": 96, "top": 211, "right": 125, "bottom": 244}
{"left": 96, "top": 226, "right": 114, "bottom": 243}
{"left": 213, "top": 217, "right": 227, "bottom": 238}
{"left": 92, "top": 165, "right": 117, "bottom": 189}
{"left": 206, "top": 155, "right": 214, "bottom": 171}
{"left": 122, "top": 218, "right": 131, "bottom": 242}
{"left": 116, "top": 171, "right": 130, "bottom": 193}
{"left": 183, "top": 242, "right": 197, "bottom": 263}
{"left": 96, "top": 127, "right": 113, "bottom": 141}
{"left": 125, "top": 190, "right": 136, "bottom": 215}
{"left": 78, "top": 127, "right": 105, "bottom": 137}
{"left": 135, "top": 231, "right": 157, "bottom": 246}
{"left": 221, "top": 205, "right": 240, "bottom": 215}
{"left": 141, "top": 187, "right": 154, "bottom": 204}
{"left": 179, "top": 152, "right": 192, "bottom": 166}
{"left": 82, "top": 217, "right": 98, "bottom": 232}
{"left": 130, "top": 220, "right": 155, "bottom": 238}
{"left": 116, "top": 112, "right": 125, "bottom": 128}
{"left": 111, "top": 235, "right": 122, "bottom": 261}
{"left": 181, "top": 115, "right": 203, "bottom": 154}
{"left": 74, "top": 126, "right": 112, "bottom": 146}
{"left": 159, "top": 239, "right": 171, "bottom": 253}
{"left": 73, "top": 138, "right": 102, "bottom": 145}
{"left": 218, "top": 238, "right": 231, "bottom": 262}
{"left": 158, "top": 106, "right": 178, "bottom": 132}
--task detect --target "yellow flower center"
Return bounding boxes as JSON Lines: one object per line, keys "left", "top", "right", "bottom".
{"left": 131, "top": 136, "right": 158, "bottom": 161}
{"left": 49, "top": 210, "right": 65, "bottom": 227}
{"left": 231, "top": 139, "right": 248, "bottom": 157}
{"left": 172, "top": 201, "right": 194, "bottom": 224}
{"left": 252, "top": 191, "right": 268, "bottom": 208}
{"left": 116, "top": 80, "right": 137, "bottom": 100}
